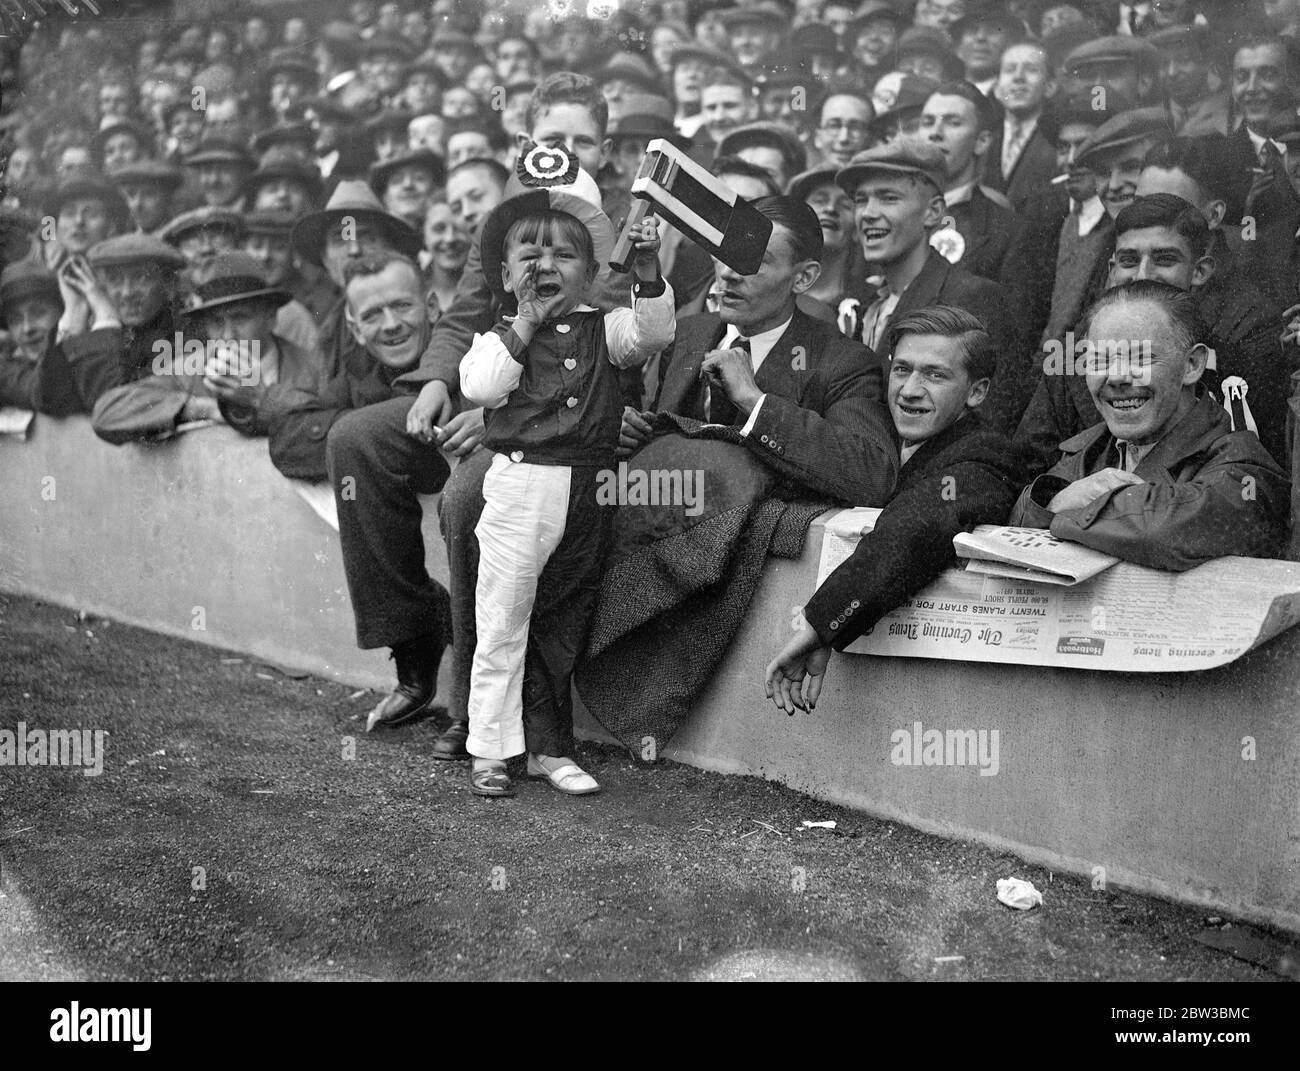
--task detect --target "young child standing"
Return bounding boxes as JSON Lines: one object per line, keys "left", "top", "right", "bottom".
{"left": 460, "top": 145, "right": 674, "bottom": 797}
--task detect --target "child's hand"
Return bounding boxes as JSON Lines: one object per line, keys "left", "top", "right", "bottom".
{"left": 631, "top": 214, "right": 662, "bottom": 273}
{"left": 514, "top": 261, "right": 569, "bottom": 325}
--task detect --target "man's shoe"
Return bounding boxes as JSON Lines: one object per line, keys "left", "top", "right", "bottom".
{"left": 527, "top": 754, "right": 600, "bottom": 796}
{"left": 430, "top": 720, "right": 470, "bottom": 760}
{"left": 365, "top": 635, "right": 439, "bottom": 732}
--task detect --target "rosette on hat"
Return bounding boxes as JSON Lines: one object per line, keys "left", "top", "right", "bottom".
{"left": 480, "top": 144, "right": 615, "bottom": 301}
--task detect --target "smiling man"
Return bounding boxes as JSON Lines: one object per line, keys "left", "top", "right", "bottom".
{"left": 836, "top": 139, "right": 1030, "bottom": 432}
{"left": 764, "top": 306, "right": 1029, "bottom": 713}
{"left": 1074, "top": 107, "right": 1171, "bottom": 219}
{"left": 1009, "top": 281, "right": 1289, "bottom": 569}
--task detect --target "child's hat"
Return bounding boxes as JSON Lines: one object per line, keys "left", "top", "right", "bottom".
{"left": 480, "top": 144, "right": 615, "bottom": 301}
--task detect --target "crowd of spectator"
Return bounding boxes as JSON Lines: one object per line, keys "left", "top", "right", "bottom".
{"left": 3, "top": 0, "right": 1300, "bottom": 783}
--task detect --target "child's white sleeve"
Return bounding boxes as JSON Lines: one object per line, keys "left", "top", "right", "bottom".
{"left": 460, "top": 325, "right": 525, "bottom": 410}
{"left": 604, "top": 282, "right": 676, "bottom": 369}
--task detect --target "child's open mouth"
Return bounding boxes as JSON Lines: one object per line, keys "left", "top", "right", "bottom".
{"left": 536, "top": 282, "right": 562, "bottom": 298}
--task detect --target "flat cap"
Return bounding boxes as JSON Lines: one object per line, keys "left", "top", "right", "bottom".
{"left": 110, "top": 159, "right": 184, "bottom": 190}
{"left": 0, "top": 261, "right": 61, "bottom": 320}
{"left": 184, "top": 134, "right": 254, "bottom": 169}
{"left": 158, "top": 205, "right": 245, "bottom": 244}
{"left": 46, "top": 173, "right": 130, "bottom": 224}
{"left": 836, "top": 139, "right": 947, "bottom": 196}
{"left": 786, "top": 164, "right": 841, "bottom": 203}
{"left": 1064, "top": 35, "right": 1160, "bottom": 73}
{"left": 87, "top": 233, "right": 187, "bottom": 269}
{"left": 362, "top": 33, "right": 417, "bottom": 62}
{"left": 368, "top": 146, "right": 447, "bottom": 194}
{"left": 1075, "top": 107, "right": 1172, "bottom": 167}
{"left": 719, "top": 1, "right": 788, "bottom": 29}
{"left": 241, "top": 209, "right": 297, "bottom": 235}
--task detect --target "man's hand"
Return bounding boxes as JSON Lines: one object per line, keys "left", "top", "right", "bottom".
{"left": 1282, "top": 302, "right": 1300, "bottom": 345}
{"left": 617, "top": 405, "right": 655, "bottom": 457}
{"left": 406, "top": 380, "right": 454, "bottom": 443}
{"left": 764, "top": 624, "right": 832, "bottom": 715}
{"left": 437, "top": 406, "right": 484, "bottom": 457}
{"left": 1047, "top": 466, "right": 1145, "bottom": 513}
{"left": 700, "top": 345, "right": 762, "bottom": 415}
{"left": 55, "top": 256, "right": 92, "bottom": 336}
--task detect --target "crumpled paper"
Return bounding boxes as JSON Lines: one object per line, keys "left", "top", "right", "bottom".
{"left": 996, "top": 877, "right": 1043, "bottom": 910}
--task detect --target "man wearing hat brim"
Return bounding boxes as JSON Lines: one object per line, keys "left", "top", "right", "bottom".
{"left": 185, "top": 134, "right": 256, "bottom": 210}
{"left": 848, "top": 1, "right": 905, "bottom": 74}
{"left": 950, "top": 2, "right": 1026, "bottom": 96}
{"left": 717, "top": 122, "right": 808, "bottom": 192}
{"left": 868, "top": 73, "right": 939, "bottom": 144}
{"left": 240, "top": 209, "right": 325, "bottom": 354}
{"left": 246, "top": 153, "right": 326, "bottom": 217}
{"left": 93, "top": 250, "right": 328, "bottom": 445}
{"left": 360, "top": 33, "right": 417, "bottom": 107}
{"left": 44, "top": 173, "right": 132, "bottom": 270}
{"left": 366, "top": 109, "right": 417, "bottom": 163}
{"left": 369, "top": 147, "right": 446, "bottom": 231}
{"left": 428, "top": 27, "right": 481, "bottom": 86}
{"left": 1147, "top": 25, "right": 1230, "bottom": 138}
{"left": 56, "top": 234, "right": 186, "bottom": 411}
{"left": 160, "top": 206, "right": 245, "bottom": 272}
{"left": 834, "top": 141, "right": 1027, "bottom": 430}
{"left": 111, "top": 159, "right": 184, "bottom": 234}
{"left": 93, "top": 119, "right": 154, "bottom": 176}
{"left": 1075, "top": 107, "right": 1172, "bottom": 218}
{"left": 1061, "top": 36, "right": 1161, "bottom": 113}
{"left": 719, "top": 0, "right": 787, "bottom": 77}
{"left": 668, "top": 43, "right": 748, "bottom": 140}
{"left": 251, "top": 122, "right": 318, "bottom": 164}
{"left": 163, "top": 98, "right": 207, "bottom": 162}
{"left": 290, "top": 179, "right": 423, "bottom": 377}
{"left": 785, "top": 164, "right": 865, "bottom": 311}
{"left": 266, "top": 49, "right": 319, "bottom": 119}
{"left": 896, "top": 26, "right": 968, "bottom": 85}
{"left": 0, "top": 261, "right": 80, "bottom": 416}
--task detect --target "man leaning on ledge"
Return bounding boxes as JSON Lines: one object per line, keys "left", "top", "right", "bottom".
{"left": 1008, "top": 280, "right": 1289, "bottom": 571}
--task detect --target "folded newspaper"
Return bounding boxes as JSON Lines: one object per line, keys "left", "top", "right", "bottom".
{"left": 953, "top": 525, "right": 1120, "bottom": 586}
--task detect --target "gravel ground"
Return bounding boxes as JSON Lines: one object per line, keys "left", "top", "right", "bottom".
{"left": 0, "top": 593, "right": 1288, "bottom": 982}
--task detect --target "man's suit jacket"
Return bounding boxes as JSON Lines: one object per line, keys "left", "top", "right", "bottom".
{"left": 1233, "top": 121, "right": 1300, "bottom": 308}
{"left": 654, "top": 305, "right": 897, "bottom": 506}
{"left": 873, "top": 249, "right": 1033, "bottom": 435}
{"left": 945, "top": 185, "right": 1020, "bottom": 283}
{"left": 1009, "top": 396, "right": 1289, "bottom": 571}
{"left": 804, "top": 412, "right": 1030, "bottom": 650}
{"left": 983, "top": 122, "right": 1058, "bottom": 215}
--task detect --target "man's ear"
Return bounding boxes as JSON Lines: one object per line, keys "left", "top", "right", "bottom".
{"left": 1183, "top": 342, "right": 1211, "bottom": 385}
{"left": 1043, "top": 75, "right": 1058, "bottom": 102}
{"left": 598, "top": 136, "right": 612, "bottom": 171}
{"left": 514, "top": 131, "right": 533, "bottom": 157}
{"left": 965, "top": 376, "right": 990, "bottom": 410}
{"left": 973, "top": 127, "right": 992, "bottom": 160}
{"left": 1191, "top": 253, "right": 1216, "bottom": 289}
{"left": 1205, "top": 197, "right": 1227, "bottom": 230}
{"left": 791, "top": 257, "right": 822, "bottom": 295}
{"left": 923, "top": 192, "right": 947, "bottom": 229}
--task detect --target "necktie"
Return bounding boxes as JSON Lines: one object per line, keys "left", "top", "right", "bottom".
{"left": 704, "top": 337, "right": 749, "bottom": 425}
{"left": 1002, "top": 121, "right": 1023, "bottom": 180}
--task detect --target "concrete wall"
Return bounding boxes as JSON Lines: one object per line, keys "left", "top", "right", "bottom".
{"left": 4, "top": 417, "right": 1298, "bottom": 931}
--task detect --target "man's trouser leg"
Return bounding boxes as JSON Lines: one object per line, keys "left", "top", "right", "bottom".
{"left": 327, "top": 396, "right": 451, "bottom": 650}
{"left": 467, "top": 455, "right": 570, "bottom": 761}
{"left": 522, "top": 466, "right": 610, "bottom": 759}
{"left": 436, "top": 446, "right": 491, "bottom": 723}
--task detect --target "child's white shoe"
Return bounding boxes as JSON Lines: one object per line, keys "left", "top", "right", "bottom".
{"left": 527, "top": 754, "right": 600, "bottom": 796}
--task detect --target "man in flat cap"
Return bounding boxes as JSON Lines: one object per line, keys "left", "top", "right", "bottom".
{"left": 41, "top": 173, "right": 130, "bottom": 271}
{"left": 159, "top": 206, "right": 244, "bottom": 278}
{"left": 1074, "top": 107, "right": 1172, "bottom": 220}
{"left": 668, "top": 43, "right": 746, "bottom": 141}
{"left": 57, "top": 233, "right": 186, "bottom": 409}
{"left": 1060, "top": 35, "right": 1161, "bottom": 113}
{"left": 245, "top": 150, "right": 325, "bottom": 219}
{"left": 1150, "top": 24, "right": 1230, "bottom": 138}
{"left": 265, "top": 48, "right": 318, "bottom": 122}
{"left": 250, "top": 123, "right": 318, "bottom": 168}
{"left": 837, "top": 139, "right": 1032, "bottom": 431}
{"left": 242, "top": 210, "right": 324, "bottom": 353}
{"left": 112, "top": 160, "right": 184, "bottom": 235}
{"left": 369, "top": 147, "right": 445, "bottom": 234}
{"left": 0, "top": 262, "right": 80, "bottom": 416}
{"left": 92, "top": 250, "right": 329, "bottom": 444}
{"left": 952, "top": 1, "right": 1026, "bottom": 97}
{"left": 359, "top": 34, "right": 416, "bottom": 111}
{"left": 185, "top": 133, "right": 255, "bottom": 211}
{"left": 720, "top": 2, "right": 788, "bottom": 80}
